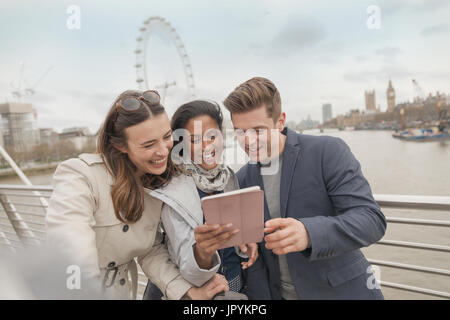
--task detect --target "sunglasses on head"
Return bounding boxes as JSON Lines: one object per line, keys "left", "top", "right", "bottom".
{"left": 114, "top": 90, "right": 161, "bottom": 122}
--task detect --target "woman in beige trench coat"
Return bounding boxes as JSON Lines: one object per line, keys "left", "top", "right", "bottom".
{"left": 45, "top": 90, "right": 229, "bottom": 299}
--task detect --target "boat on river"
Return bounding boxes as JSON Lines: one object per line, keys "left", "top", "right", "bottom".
{"left": 392, "top": 127, "right": 450, "bottom": 141}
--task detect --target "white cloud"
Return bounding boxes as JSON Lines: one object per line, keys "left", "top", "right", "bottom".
{"left": 374, "top": 46, "right": 403, "bottom": 58}
{"left": 421, "top": 23, "right": 450, "bottom": 37}
{"left": 268, "top": 17, "right": 327, "bottom": 56}
{"left": 0, "top": 0, "right": 449, "bottom": 128}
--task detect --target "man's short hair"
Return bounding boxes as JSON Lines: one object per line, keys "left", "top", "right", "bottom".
{"left": 223, "top": 77, "right": 281, "bottom": 123}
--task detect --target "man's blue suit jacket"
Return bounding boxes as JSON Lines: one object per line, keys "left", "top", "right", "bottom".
{"left": 240, "top": 127, "right": 386, "bottom": 299}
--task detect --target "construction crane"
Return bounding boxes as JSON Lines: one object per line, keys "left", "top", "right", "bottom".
{"left": 25, "top": 66, "right": 53, "bottom": 96}
{"left": 10, "top": 61, "right": 25, "bottom": 100}
{"left": 10, "top": 63, "right": 52, "bottom": 101}
{"left": 412, "top": 79, "right": 425, "bottom": 101}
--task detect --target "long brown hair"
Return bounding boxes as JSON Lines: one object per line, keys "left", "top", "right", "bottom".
{"left": 97, "top": 90, "right": 177, "bottom": 223}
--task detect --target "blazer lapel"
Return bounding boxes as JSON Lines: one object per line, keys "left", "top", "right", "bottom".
{"left": 248, "top": 163, "right": 272, "bottom": 223}
{"left": 280, "top": 129, "right": 300, "bottom": 218}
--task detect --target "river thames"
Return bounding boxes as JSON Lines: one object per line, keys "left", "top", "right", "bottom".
{"left": 2, "top": 129, "right": 448, "bottom": 196}
{"left": 0, "top": 129, "right": 449, "bottom": 299}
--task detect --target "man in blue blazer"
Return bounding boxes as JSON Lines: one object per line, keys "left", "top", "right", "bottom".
{"left": 223, "top": 77, "right": 386, "bottom": 299}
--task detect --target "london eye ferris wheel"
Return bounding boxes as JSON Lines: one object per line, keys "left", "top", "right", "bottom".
{"left": 134, "top": 16, "right": 196, "bottom": 107}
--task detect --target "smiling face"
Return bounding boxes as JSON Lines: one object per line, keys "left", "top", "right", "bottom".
{"left": 119, "top": 113, "right": 173, "bottom": 176}
{"left": 231, "top": 105, "right": 286, "bottom": 163}
{"left": 184, "top": 114, "right": 223, "bottom": 171}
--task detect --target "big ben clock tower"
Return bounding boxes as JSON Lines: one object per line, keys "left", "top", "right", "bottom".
{"left": 387, "top": 79, "right": 396, "bottom": 113}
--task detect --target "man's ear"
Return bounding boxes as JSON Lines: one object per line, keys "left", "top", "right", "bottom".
{"left": 112, "top": 143, "right": 127, "bottom": 154}
{"left": 277, "top": 112, "right": 286, "bottom": 131}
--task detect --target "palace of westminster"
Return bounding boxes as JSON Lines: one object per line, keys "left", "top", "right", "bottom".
{"left": 324, "top": 79, "right": 449, "bottom": 129}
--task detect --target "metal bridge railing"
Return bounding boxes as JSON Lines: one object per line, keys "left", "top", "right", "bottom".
{"left": 0, "top": 185, "right": 448, "bottom": 299}
{"left": 0, "top": 185, "right": 51, "bottom": 252}
{"left": 369, "top": 194, "right": 450, "bottom": 299}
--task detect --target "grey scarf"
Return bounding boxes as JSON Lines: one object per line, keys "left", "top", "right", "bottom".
{"left": 182, "top": 161, "right": 231, "bottom": 194}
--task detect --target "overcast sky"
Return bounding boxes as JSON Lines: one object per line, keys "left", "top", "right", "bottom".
{"left": 1, "top": 0, "right": 449, "bottom": 133}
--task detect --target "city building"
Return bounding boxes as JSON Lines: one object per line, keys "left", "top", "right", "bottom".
{"left": 365, "top": 90, "right": 376, "bottom": 112}
{"left": 387, "top": 80, "right": 396, "bottom": 113}
{"left": 0, "top": 102, "right": 40, "bottom": 153}
{"left": 298, "top": 114, "right": 319, "bottom": 130}
{"left": 58, "top": 127, "right": 96, "bottom": 151}
{"left": 322, "top": 103, "right": 332, "bottom": 124}
{"left": 287, "top": 115, "right": 319, "bottom": 131}
{"left": 324, "top": 90, "right": 449, "bottom": 129}
{"left": 39, "top": 128, "right": 60, "bottom": 147}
